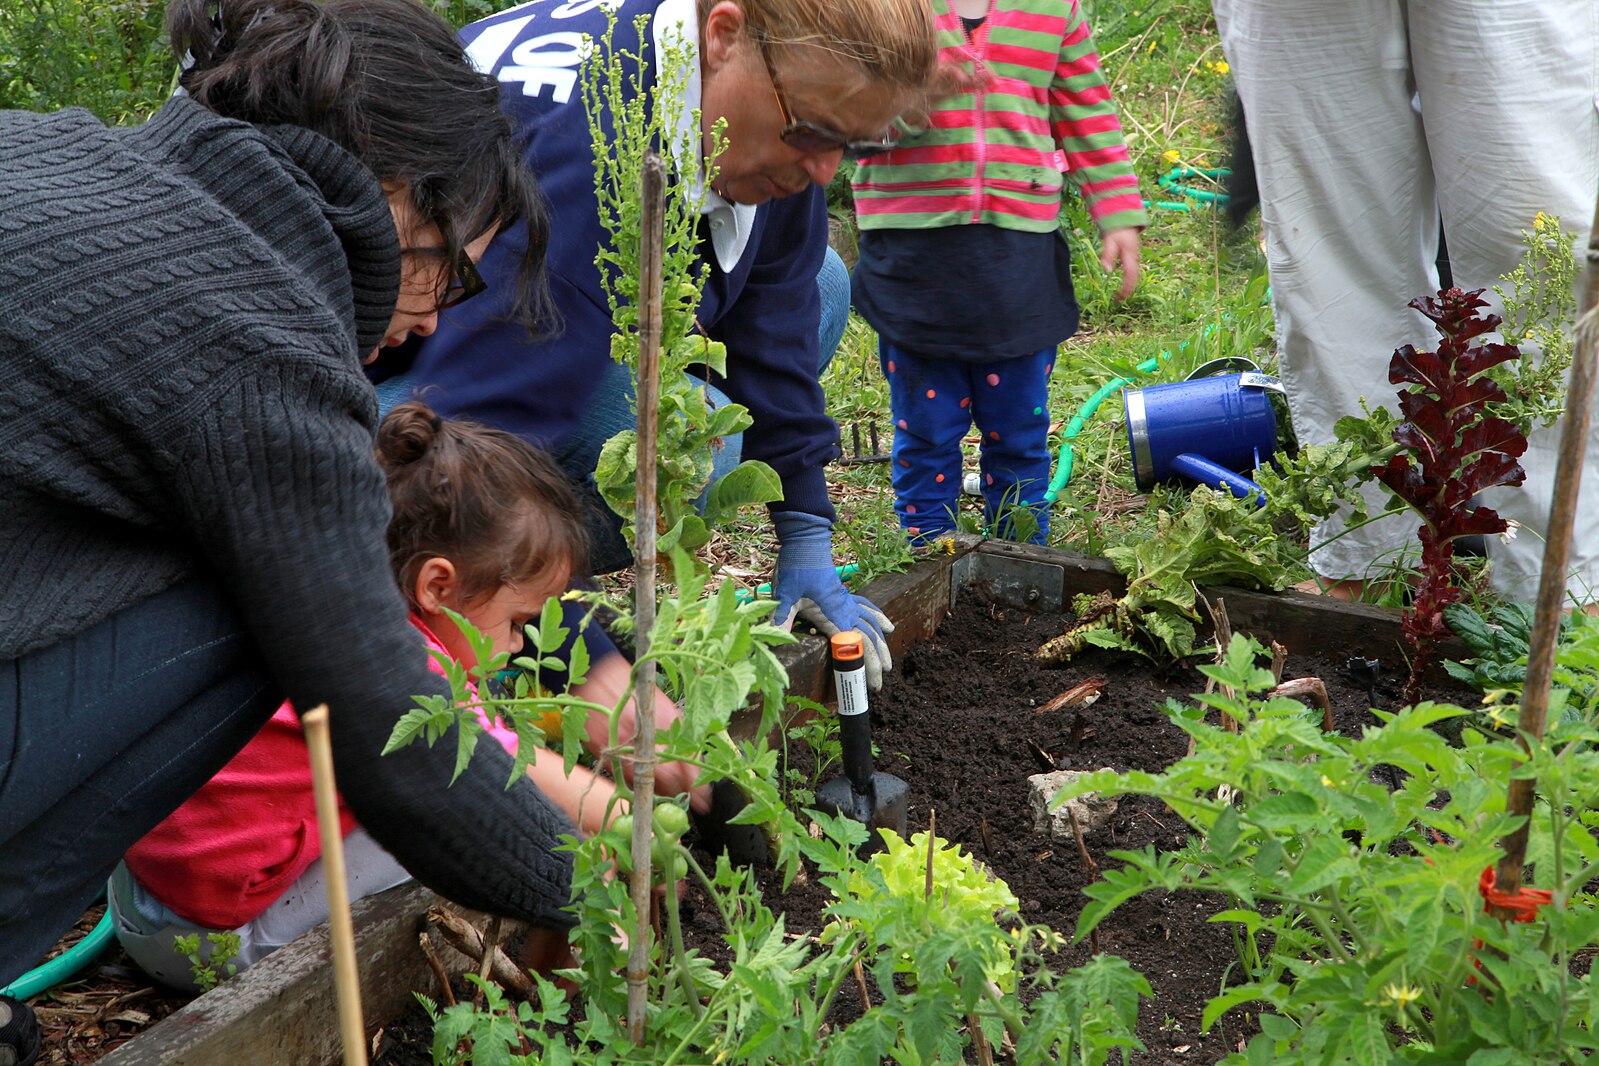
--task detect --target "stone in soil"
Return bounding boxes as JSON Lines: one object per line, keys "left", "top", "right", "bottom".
{"left": 1028, "top": 767, "right": 1119, "bottom": 836}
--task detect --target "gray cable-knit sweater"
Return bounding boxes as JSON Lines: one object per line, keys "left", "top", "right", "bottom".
{"left": 0, "top": 96, "right": 575, "bottom": 927}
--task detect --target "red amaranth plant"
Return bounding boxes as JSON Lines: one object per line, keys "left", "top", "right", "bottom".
{"left": 1370, "top": 288, "right": 1528, "bottom": 703}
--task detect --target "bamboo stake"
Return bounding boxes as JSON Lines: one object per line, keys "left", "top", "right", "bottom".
{"left": 302, "top": 705, "right": 368, "bottom": 1066}
{"left": 1493, "top": 192, "right": 1599, "bottom": 909}
{"left": 851, "top": 957, "right": 871, "bottom": 1013}
{"left": 625, "top": 150, "right": 666, "bottom": 1044}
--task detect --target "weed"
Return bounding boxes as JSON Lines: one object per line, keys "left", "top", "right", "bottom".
{"left": 171, "top": 930, "right": 241, "bottom": 993}
{"left": 782, "top": 699, "right": 841, "bottom": 810}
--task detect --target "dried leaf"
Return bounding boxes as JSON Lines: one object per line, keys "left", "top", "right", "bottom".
{"left": 1036, "top": 676, "right": 1108, "bottom": 714}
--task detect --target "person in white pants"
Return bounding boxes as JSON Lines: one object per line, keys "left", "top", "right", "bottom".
{"left": 1212, "top": 0, "right": 1599, "bottom": 603}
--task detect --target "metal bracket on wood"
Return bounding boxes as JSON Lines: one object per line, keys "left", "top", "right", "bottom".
{"left": 958, "top": 550, "right": 1066, "bottom": 613}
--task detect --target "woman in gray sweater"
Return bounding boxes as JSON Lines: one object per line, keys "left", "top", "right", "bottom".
{"left": 0, "top": 0, "right": 579, "bottom": 1050}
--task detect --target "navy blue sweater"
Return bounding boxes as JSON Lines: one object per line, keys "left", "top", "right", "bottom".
{"left": 379, "top": 0, "right": 838, "bottom": 521}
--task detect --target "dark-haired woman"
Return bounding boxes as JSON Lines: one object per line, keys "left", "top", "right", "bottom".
{"left": 0, "top": 0, "right": 580, "bottom": 1035}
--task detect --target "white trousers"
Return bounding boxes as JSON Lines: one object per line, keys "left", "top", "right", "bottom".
{"left": 1213, "top": 0, "right": 1599, "bottom": 601}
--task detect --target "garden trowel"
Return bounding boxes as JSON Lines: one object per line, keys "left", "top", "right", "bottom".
{"left": 815, "top": 631, "right": 908, "bottom": 855}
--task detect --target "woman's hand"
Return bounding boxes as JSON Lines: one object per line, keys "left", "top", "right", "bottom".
{"left": 572, "top": 653, "right": 711, "bottom": 813}
{"left": 1100, "top": 226, "right": 1143, "bottom": 302}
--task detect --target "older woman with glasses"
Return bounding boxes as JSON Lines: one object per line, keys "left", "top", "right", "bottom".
{"left": 373, "top": 0, "right": 951, "bottom": 691}
{"left": 0, "top": 0, "right": 584, "bottom": 1046}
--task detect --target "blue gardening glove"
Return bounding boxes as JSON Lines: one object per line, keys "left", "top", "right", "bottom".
{"left": 771, "top": 511, "right": 895, "bottom": 689}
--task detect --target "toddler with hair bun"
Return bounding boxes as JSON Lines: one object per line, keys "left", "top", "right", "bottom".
{"left": 109, "top": 402, "right": 623, "bottom": 992}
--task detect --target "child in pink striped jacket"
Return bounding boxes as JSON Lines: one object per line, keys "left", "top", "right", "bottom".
{"left": 851, "top": 0, "right": 1144, "bottom": 544}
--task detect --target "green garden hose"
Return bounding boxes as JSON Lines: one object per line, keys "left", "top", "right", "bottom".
{"left": 735, "top": 563, "right": 859, "bottom": 605}
{"left": 1, "top": 906, "right": 116, "bottom": 1000}
{"left": 1042, "top": 353, "right": 1167, "bottom": 504}
{"left": 1156, "top": 165, "right": 1231, "bottom": 207}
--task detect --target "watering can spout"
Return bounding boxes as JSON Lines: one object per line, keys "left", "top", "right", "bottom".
{"left": 1168, "top": 453, "right": 1267, "bottom": 505}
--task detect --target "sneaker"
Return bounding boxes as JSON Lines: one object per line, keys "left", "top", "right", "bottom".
{"left": 0, "top": 995, "right": 40, "bottom": 1066}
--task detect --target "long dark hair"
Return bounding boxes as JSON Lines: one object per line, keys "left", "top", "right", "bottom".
{"left": 376, "top": 401, "right": 587, "bottom": 608}
{"left": 168, "top": 0, "right": 549, "bottom": 331}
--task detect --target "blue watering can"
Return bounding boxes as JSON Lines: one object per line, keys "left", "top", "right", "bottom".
{"left": 1123, "top": 358, "right": 1283, "bottom": 503}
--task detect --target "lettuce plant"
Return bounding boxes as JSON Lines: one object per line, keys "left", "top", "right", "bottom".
{"left": 830, "top": 829, "right": 1021, "bottom": 991}
{"left": 1369, "top": 288, "right": 1527, "bottom": 703}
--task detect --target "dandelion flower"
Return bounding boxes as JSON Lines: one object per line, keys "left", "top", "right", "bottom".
{"left": 1214, "top": 60, "right": 1229, "bottom": 75}
{"left": 1162, "top": 149, "right": 1181, "bottom": 163}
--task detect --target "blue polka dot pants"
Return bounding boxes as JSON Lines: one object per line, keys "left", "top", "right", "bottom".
{"left": 878, "top": 340, "right": 1054, "bottom": 545}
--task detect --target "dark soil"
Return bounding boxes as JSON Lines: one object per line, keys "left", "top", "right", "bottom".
{"left": 371, "top": 589, "right": 1472, "bottom": 1066}
{"left": 690, "top": 591, "right": 1471, "bottom": 1064}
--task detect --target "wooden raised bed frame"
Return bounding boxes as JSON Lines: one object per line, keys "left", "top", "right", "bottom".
{"left": 102, "top": 536, "right": 1451, "bottom": 1065}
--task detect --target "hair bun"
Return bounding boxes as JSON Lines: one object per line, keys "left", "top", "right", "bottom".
{"left": 376, "top": 401, "right": 443, "bottom": 468}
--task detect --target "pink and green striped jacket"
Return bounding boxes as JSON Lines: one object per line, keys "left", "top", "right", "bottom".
{"left": 853, "top": 0, "right": 1146, "bottom": 235}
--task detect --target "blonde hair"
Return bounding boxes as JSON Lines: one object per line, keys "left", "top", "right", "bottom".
{"left": 699, "top": 0, "right": 941, "bottom": 95}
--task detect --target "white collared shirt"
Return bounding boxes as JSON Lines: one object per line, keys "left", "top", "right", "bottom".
{"left": 651, "top": 0, "right": 757, "bottom": 273}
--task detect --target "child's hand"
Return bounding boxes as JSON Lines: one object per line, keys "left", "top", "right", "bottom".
{"left": 1100, "top": 226, "right": 1142, "bottom": 302}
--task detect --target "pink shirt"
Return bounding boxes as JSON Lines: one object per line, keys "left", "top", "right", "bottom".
{"left": 125, "top": 613, "right": 518, "bottom": 929}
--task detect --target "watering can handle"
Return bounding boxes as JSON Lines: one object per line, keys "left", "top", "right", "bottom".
{"left": 1169, "top": 453, "right": 1267, "bottom": 506}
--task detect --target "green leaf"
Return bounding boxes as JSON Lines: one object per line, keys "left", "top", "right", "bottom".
{"left": 1284, "top": 834, "right": 1355, "bottom": 894}
{"left": 1404, "top": 893, "right": 1442, "bottom": 971}
{"left": 1209, "top": 803, "right": 1241, "bottom": 859}
{"left": 1254, "top": 835, "right": 1283, "bottom": 880}
{"left": 1201, "top": 983, "right": 1271, "bottom": 1032}
{"left": 450, "top": 716, "right": 483, "bottom": 786}
{"left": 534, "top": 595, "right": 569, "bottom": 655}
{"left": 1247, "top": 790, "right": 1320, "bottom": 831}
{"left": 384, "top": 706, "right": 441, "bottom": 755}
{"left": 705, "top": 459, "right": 784, "bottom": 519}
{"left": 1444, "top": 601, "right": 1496, "bottom": 655}
{"left": 702, "top": 398, "right": 753, "bottom": 440}
{"left": 1245, "top": 1032, "right": 1276, "bottom": 1066}
{"left": 1348, "top": 1008, "right": 1392, "bottom": 1063}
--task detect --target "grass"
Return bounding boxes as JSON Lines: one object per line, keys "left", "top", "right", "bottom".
{"left": 6, "top": 0, "right": 1265, "bottom": 594}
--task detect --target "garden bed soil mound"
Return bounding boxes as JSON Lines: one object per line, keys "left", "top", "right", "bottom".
{"left": 374, "top": 590, "right": 1474, "bottom": 1066}
{"left": 699, "top": 591, "right": 1473, "bottom": 1064}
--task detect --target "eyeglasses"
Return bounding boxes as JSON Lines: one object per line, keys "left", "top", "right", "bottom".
{"left": 403, "top": 245, "right": 489, "bottom": 312}
{"left": 757, "top": 41, "right": 898, "bottom": 161}
{"left": 439, "top": 249, "right": 487, "bottom": 310}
